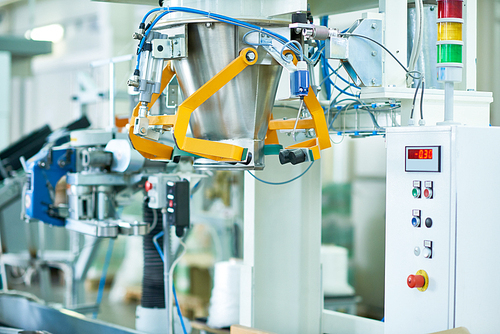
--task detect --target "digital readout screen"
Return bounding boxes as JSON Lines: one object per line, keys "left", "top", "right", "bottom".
{"left": 408, "top": 149, "right": 433, "bottom": 160}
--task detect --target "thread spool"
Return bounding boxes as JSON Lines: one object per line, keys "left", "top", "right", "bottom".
{"left": 207, "top": 259, "right": 243, "bottom": 328}
{"left": 321, "top": 245, "right": 355, "bottom": 296}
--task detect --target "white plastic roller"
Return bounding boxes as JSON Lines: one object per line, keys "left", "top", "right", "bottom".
{"left": 105, "top": 139, "right": 145, "bottom": 173}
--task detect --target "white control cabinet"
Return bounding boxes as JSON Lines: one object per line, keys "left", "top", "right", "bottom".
{"left": 385, "top": 126, "right": 500, "bottom": 334}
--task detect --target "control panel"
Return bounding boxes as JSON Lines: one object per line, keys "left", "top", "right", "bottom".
{"left": 166, "top": 180, "right": 190, "bottom": 237}
{"left": 386, "top": 126, "right": 500, "bottom": 334}
{"left": 385, "top": 127, "right": 454, "bottom": 334}
{"left": 145, "top": 176, "right": 190, "bottom": 237}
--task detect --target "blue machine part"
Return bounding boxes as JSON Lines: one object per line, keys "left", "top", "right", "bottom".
{"left": 290, "top": 60, "right": 310, "bottom": 97}
{"left": 25, "top": 146, "right": 76, "bottom": 226}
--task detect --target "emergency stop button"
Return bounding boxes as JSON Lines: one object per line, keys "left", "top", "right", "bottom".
{"left": 407, "top": 270, "right": 429, "bottom": 292}
{"left": 145, "top": 181, "right": 153, "bottom": 192}
{"left": 407, "top": 275, "right": 425, "bottom": 288}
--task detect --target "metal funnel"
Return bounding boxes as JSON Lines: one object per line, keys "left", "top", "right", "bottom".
{"left": 169, "top": 21, "right": 283, "bottom": 169}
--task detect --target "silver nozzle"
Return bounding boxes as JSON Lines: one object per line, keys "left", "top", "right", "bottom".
{"left": 127, "top": 75, "right": 140, "bottom": 88}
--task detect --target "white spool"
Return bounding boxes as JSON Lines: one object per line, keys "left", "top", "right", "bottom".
{"left": 321, "top": 245, "right": 355, "bottom": 297}
{"left": 105, "top": 139, "right": 144, "bottom": 173}
{"left": 207, "top": 259, "right": 243, "bottom": 328}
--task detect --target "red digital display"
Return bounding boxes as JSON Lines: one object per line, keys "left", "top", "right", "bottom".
{"left": 408, "top": 149, "right": 433, "bottom": 160}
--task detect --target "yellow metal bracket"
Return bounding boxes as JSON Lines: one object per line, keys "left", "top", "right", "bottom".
{"left": 129, "top": 49, "right": 257, "bottom": 162}
{"left": 128, "top": 61, "right": 176, "bottom": 161}
{"left": 130, "top": 47, "right": 328, "bottom": 163}
{"left": 173, "top": 47, "right": 258, "bottom": 162}
{"left": 265, "top": 50, "right": 331, "bottom": 160}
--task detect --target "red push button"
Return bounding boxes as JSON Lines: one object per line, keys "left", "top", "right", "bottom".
{"left": 407, "top": 274, "right": 425, "bottom": 289}
{"left": 424, "top": 188, "right": 433, "bottom": 199}
{"left": 145, "top": 181, "right": 153, "bottom": 192}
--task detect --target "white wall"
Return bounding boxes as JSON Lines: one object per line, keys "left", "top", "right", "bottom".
{"left": 477, "top": 0, "right": 500, "bottom": 125}
{"left": 1, "top": 0, "right": 153, "bottom": 144}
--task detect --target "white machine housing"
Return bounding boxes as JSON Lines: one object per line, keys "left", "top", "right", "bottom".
{"left": 385, "top": 125, "right": 500, "bottom": 333}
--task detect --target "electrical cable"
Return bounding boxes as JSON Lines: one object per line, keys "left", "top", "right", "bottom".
{"left": 317, "top": 23, "right": 360, "bottom": 101}
{"left": 328, "top": 101, "right": 364, "bottom": 130}
{"left": 246, "top": 161, "right": 314, "bottom": 185}
{"left": 280, "top": 40, "right": 304, "bottom": 62}
{"left": 326, "top": 77, "right": 360, "bottom": 98}
{"left": 242, "top": 30, "right": 321, "bottom": 64}
{"left": 136, "top": 7, "right": 296, "bottom": 70}
{"left": 407, "top": 0, "right": 425, "bottom": 88}
{"left": 416, "top": 0, "right": 424, "bottom": 69}
{"left": 319, "top": 21, "right": 331, "bottom": 100}
{"left": 339, "top": 31, "right": 425, "bottom": 122}
{"left": 93, "top": 238, "right": 115, "bottom": 319}
{"left": 242, "top": 30, "right": 272, "bottom": 47}
{"left": 152, "top": 231, "right": 164, "bottom": 262}
{"left": 168, "top": 239, "right": 187, "bottom": 334}
{"left": 359, "top": 107, "right": 384, "bottom": 129}
{"left": 173, "top": 282, "right": 188, "bottom": 334}
{"left": 309, "top": 44, "right": 324, "bottom": 63}
{"left": 273, "top": 104, "right": 301, "bottom": 111}
{"left": 190, "top": 179, "right": 203, "bottom": 199}
{"left": 152, "top": 231, "right": 188, "bottom": 334}
{"left": 330, "top": 98, "right": 365, "bottom": 107}
{"left": 329, "top": 132, "right": 346, "bottom": 145}
{"left": 149, "top": 208, "right": 158, "bottom": 233}
{"left": 328, "top": 107, "right": 343, "bottom": 130}
{"left": 328, "top": 100, "right": 388, "bottom": 131}
{"left": 408, "top": 0, "right": 422, "bottom": 78}
{"left": 321, "top": 65, "right": 360, "bottom": 100}
{"left": 410, "top": 79, "right": 422, "bottom": 120}
{"left": 339, "top": 32, "right": 421, "bottom": 80}
{"left": 330, "top": 91, "right": 344, "bottom": 106}
{"left": 292, "top": 99, "right": 304, "bottom": 141}
{"left": 141, "top": 7, "right": 288, "bottom": 44}
{"left": 324, "top": 65, "right": 361, "bottom": 102}
{"left": 319, "top": 63, "right": 340, "bottom": 86}
{"left": 326, "top": 63, "right": 360, "bottom": 89}
{"left": 420, "top": 79, "right": 425, "bottom": 121}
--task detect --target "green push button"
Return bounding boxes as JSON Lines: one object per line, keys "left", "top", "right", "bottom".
{"left": 412, "top": 188, "right": 421, "bottom": 198}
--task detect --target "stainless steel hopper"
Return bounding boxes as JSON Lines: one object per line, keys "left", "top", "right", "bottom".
{"left": 168, "top": 21, "right": 284, "bottom": 169}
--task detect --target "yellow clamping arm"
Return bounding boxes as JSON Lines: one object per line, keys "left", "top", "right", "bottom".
{"left": 266, "top": 52, "right": 331, "bottom": 161}
{"left": 173, "top": 48, "right": 258, "bottom": 162}
{"left": 128, "top": 61, "right": 177, "bottom": 161}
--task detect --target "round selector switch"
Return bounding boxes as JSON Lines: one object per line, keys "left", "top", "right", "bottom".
{"left": 425, "top": 217, "right": 433, "bottom": 228}
{"left": 414, "top": 247, "right": 421, "bottom": 256}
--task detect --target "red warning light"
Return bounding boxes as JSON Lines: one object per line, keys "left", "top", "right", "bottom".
{"left": 438, "top": 0, "right": 463, "bottom": 19}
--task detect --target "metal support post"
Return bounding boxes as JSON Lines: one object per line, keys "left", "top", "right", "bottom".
{"left": 241, "top": 157, "right": 322, "bottom": 333}
{"left": 162, "top": 209, "right": 171, "bottom": 334}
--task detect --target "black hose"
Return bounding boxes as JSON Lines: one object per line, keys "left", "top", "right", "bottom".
{"left": 141, "top": 199, "right": 165, "bottom": 308}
